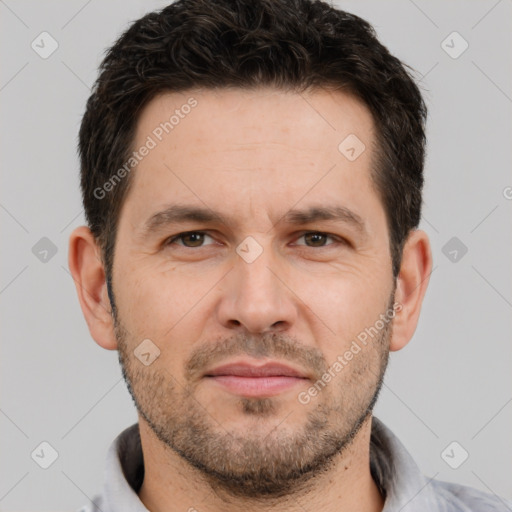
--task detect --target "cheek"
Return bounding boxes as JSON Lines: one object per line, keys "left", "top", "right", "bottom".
{"left": 291, "top": 264, "right": 391, "bottom": 351}
{"left": 114, "top": 263, "right": 217, "bottom": 346}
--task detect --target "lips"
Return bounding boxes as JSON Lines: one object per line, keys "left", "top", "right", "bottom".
{"left": 205, "top": 362, "right": 307, "bottom": 378}
{"left": 203, "top": 361, "right": 309, "bottom": 397}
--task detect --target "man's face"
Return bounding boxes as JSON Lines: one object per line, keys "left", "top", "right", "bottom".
{"left": 112, "top": 88, "right": 396, "bottom": 496}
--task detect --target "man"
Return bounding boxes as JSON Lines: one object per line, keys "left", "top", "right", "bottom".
{"left": 68, "top": 0, "right": 511, "bottom": 511}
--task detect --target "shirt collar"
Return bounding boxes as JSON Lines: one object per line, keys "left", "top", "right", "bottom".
{"left": 100, "top": 416, "right": 439, "bottom": 512}
{"left": 101, "top": 422, "right": 147, "bottom": 512}
{"left": 370, "top": 417, "right": 439, "bottom": 511}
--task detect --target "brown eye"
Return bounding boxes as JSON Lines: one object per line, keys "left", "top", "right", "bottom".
{"left": 180, "top": 232, "right": 205, "bottom": 247}
{"left": 168, "top": 231, "right": 214, "bottom": 247}
{"left": 296, "top": 232, "right": 338, "bottom": 247}
{"left": 303, "top": 232, "right": 329, "bottom": 247}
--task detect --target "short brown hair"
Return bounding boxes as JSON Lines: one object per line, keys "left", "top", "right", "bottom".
{"left": 78, "top": 0, "right": 427, "bottom": 285}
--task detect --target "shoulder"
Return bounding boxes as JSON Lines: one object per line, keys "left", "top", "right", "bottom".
{"left": 431, "top": 478, "right": 512, "bottom": 512}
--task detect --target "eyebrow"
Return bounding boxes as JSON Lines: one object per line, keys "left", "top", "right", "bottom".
{"left": 139, "top": 203, "right": 367, "bottom": 238}
{"left": 281, "top": 206, "right": 366, "bottom": 234}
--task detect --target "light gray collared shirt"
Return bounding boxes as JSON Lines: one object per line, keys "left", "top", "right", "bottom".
{"left": 80, "top": 417, "right": 511, "bottom": 512}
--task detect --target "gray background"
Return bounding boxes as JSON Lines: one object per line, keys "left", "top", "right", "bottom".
{"left": 1, "top": 0, "right": 511, "bottom": 510}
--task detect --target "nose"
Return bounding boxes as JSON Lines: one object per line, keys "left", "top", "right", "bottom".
{"left": 216, "top": 245, "right": 297, "bottom": 334}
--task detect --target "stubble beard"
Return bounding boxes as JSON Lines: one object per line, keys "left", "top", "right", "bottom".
{"left": 115, "top": 300, "right": 393, "bottom": 499}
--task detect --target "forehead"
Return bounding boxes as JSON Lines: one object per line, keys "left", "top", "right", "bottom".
{"left": 121, "top": 87, "right": 381, "bottom": 229}
{"left": 135, "top": 87, "right": 374, "bottom": 156}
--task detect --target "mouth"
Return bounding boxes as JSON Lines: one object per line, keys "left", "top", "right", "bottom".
{"left": 203, "top": 360, "right": 309, "bottom": 398}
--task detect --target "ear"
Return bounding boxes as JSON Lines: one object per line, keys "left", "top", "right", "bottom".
{"left": 390, "top": 229, "right": 432, "bottom": 352}
{"left": 68, "top": 226, "right": 118, "bottom": 350}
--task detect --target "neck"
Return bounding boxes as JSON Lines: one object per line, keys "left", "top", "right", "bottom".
{"left": 138, "top": 415, "right": 384, "bottom": 512}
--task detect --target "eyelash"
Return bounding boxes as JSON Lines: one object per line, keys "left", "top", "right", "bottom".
{"left": 165, "top": 231, "right": 345, "bottom": 248}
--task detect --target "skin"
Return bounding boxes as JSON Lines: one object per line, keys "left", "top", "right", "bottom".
{"left": 69, "top": 87, "right": 432, "bottom": 512}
